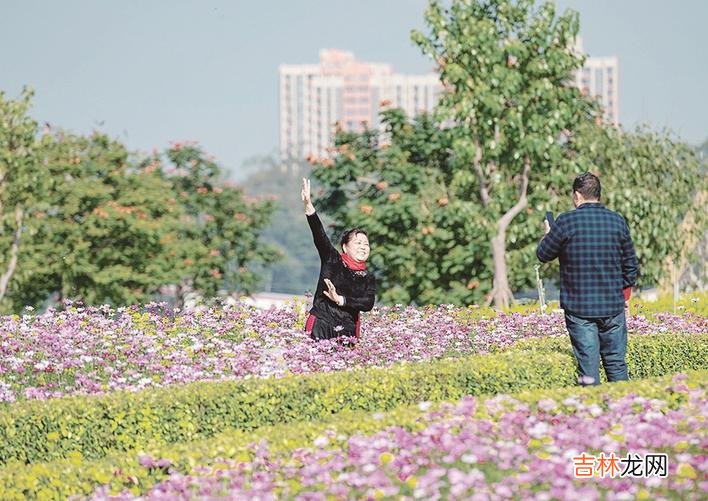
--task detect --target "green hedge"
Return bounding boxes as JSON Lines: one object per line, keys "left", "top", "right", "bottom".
{"left": 0, "top": 370, "right": 704, "bottom": 501}
{"left": 0, "top": 333, "right": 704, "bottom": 470}
{"left": 0, "top": 350, "right": 574, "bottom": 468}
{"left": 509, "top": 332, "right": 708, "bottom": 380}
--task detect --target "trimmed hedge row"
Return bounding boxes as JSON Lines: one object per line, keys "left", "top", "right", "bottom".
{"left": 0, "top": 370, "right": 704, "bottom": 501}
{"left": 0, "top": 333, "right": 704, "bottom": 469}
{"left": 509, "top": 332, "right": 708, "bottom": 380}
{"left": 0, "top": 350, "right": 574, "bottom": 467}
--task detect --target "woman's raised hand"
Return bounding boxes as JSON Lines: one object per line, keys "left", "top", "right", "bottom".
{"left": 301, "top": 178, "right": 315, "bottom": 215}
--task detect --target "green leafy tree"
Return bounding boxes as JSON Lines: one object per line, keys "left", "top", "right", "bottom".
{"left": 565, "top": 123, "right": 707, "bottom": 290}
{"left": 313, "top": 110, "right": 494, "bottom": 305}
{"left": 0, "top": 88, "right": 47, "bottom": 307}
{"left": 146, "top": 143, "right": 280, "bottom": 304}
{"left": 7, "top": 130, "right": 180, "bottom": 310}
{"left": 411, "top": 0, "right": 597, "bottom": 308}
{"left": 312, "top": 1, "right": 704, "bottom": 307}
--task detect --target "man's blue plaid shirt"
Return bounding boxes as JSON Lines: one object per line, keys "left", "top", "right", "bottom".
{"left": 537, "top": 202, "right": 639, "bottom": 318}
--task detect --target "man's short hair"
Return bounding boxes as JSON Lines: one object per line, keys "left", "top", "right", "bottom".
{"left": 340, "top": 228, "right": 368, "bottom": 248}
{"left": 573, "top": 172, "right": 601, "bottom": 200}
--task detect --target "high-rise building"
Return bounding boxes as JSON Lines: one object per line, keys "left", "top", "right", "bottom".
{"left": 279, "top": 49, "right": 441, "bottom": 163}
{"left": 279, "top": 47, "right": 620, "bottom": 164}
{"left": 572, "top": 38, "right": 620, "bottom": 126}
{"left": 575, "top": 56, "right": 620, "bottom": 126}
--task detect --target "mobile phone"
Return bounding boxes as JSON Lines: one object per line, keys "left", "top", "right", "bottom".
{"left": 545, "top": 211, "right": 555, "bottom": 226}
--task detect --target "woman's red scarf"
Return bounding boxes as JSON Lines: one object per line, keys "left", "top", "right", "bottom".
{"left": 340, "top": 252, "right": 366, "bottom": 271}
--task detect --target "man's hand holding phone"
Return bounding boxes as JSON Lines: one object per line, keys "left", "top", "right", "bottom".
{"left": 543, "top": 211, "right": 555, "bottom": 235}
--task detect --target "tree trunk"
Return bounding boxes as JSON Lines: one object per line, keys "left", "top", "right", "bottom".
{"left": 174, "top": 277, "right": 194, "bottom": 310}
{"left": 174, "top": 282, "right": 185, "bottom": 311}
{"left": 488, "top": 159, "right": 531, "bottom": 310}
{"left": 0, "top": 204, "right": 24, "bottom": 303}
{"left": 491, "top": 230, "right": 513, "bottom": 309}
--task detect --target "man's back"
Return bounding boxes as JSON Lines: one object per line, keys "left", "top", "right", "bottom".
{"left": 537, "top": 203, "right": 638, "bottom": 318}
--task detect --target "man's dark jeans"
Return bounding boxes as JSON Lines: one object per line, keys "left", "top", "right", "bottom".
{"left": 564, "top": 310, "right": 628, "bottom": 386}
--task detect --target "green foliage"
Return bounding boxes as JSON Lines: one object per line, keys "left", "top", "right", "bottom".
{"left": 0, "top": 88, "right": 46, "bottom": 307}
{"left": 0, "top": 350, "right": 572, "bottom": 467}
{"left": 144, "top": 143, "right": 280, "bottom": 300}
{"left": 6, "top": 131, "right": 180, "bottom": 309}
{"left": 509, "top": 332, "right": 708, "bottom": 381}
{"left": 0, "top": 369, "right": 703, "bottom": 500}
{"left": 1, "top": 89, "right": 280, "bottom": 310}
{"left": 560, "top": 123, "right": 707, "bottom": 288}
{"left": 0, "top": 332, "right": 704, "bottom": 469}
{"left": 314, "top": 0, "right": 599, "bottom": 306}
{"left": 412, "top": 0, "right": 599, "bottom": 307}
{"left": 314, "top": 110, "right": 491, "bottom": 304}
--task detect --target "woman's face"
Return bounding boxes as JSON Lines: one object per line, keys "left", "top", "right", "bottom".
{"left": 343, "top": 232, "right": 370, "bottom": 262}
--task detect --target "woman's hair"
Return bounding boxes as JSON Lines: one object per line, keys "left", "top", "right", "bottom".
{"left": 340, "top": 228, "right": 368, "bottom": 248}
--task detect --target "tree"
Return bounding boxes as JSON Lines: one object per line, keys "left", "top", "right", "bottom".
{"left": 411, "top": 0, "right": 598, "bottom": 308}
{"left": 311, "top": 2, "right": 703, "bottom": 307}
{"left": 0, "top": 88, "right": 47, "bottom": 307}
{"left": 313, "top": 110, "right": 495, "bottom": 305}
{"left": 7, "top": 130, "right": 180, "bottom": 310}
{"left": 145, "top": 143, "right": 280, "bottom": 304}
{"left": 565, "top": 123, "right": 707, "bottom": 291}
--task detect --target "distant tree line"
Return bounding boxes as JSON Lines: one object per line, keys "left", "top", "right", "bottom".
{"left": 0, "top": 88, "right": 278, "bottom": 313}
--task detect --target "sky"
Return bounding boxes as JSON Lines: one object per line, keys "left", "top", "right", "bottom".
{"left": 1, "top": 0, "right": 706, "bottom": 179}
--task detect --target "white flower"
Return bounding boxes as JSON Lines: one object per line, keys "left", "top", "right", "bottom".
{"left": 418, "top": 401, "right": 432, "bottom": 411}
{"left": 528, "top": 422, "right": 550, "bottom": 439}
{"left": 313, "top": 436, "right": 329, "bottom": 448}
{"left": 645, "top": 476, "right": 662, "bottom": 488}
{"left": 34, "top": 360, "right": 50, "bottom": 371}
{"left": 588, "top": 404, "right": 603, "bottom": 417}
{"left": 537, "top": 398, "right": 557, "bottom": 412}
{"left": 362, "top": 463, "right": 377, "bottom": 474}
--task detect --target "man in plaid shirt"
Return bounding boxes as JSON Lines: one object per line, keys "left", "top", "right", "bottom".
{"left": 537, "top": 172, "right": 639, "bottom": 386}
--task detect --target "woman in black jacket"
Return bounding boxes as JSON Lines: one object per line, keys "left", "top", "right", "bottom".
{"left": 301, "top": 178, "right": 376, "bottom": 341}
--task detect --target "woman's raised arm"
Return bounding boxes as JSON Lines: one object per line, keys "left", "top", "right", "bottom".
{"left": 302, "top": 178, "right": 337, "bottom": 261}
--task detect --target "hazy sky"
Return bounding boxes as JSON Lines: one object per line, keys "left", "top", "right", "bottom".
{"left": 2, "top": 0, "right": 706, "bottom": 178}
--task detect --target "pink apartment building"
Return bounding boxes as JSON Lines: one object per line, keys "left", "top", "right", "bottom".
{"left": 279, "top": 49, "right": 441, "bottom": 163}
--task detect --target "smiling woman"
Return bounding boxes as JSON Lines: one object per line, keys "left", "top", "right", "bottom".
{"left": 300, "top": 178, "right": 376, "bottom": 341}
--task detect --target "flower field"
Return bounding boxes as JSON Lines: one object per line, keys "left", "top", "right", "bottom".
{"left": 1, "top": 300, "right": 705, "bottom": 402}
{"left": 91, "top": 374, "right": 707, "bottom": 501}
{"left": 0, "top": 299, "right": 705, "bottom": 499}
